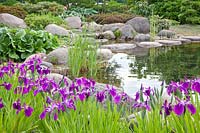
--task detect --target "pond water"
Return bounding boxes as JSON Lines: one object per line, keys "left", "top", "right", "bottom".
{"left": 96, "top": 43, "right": 200, "bottom": 97}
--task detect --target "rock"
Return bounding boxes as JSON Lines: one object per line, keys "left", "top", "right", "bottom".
{"left": 46, "top": 73, "right": 72, "bottom": 85}
{"left": 45, "top": 48, "right": 68, "bottom": 65}
{"left": 138, "top": 42, "right": 162, "bottom": 48}
{"left": 24, "top": 53, "right": 46, "bottom": 63}
{"left": 126, "top": 17, "right": 150, "bottom": 34}
{"left": 64, "top": 16, "right": 81, "bottom": 29}
{"left": 95, "top": 39, "right": 109, "bottom": 45}
{"left": 97, "top": 31, "right": 115, "bottom": 40}
{"left": 134, "top": 34, "right": 150, "bottom": 42}
{"left": 45, "top": 24, "right": 71, "bottom": 36}
{"left": 174, "top": 38, "right": 191, "bottom": 44}
{"left": 155, "top": 40, "right": 182, "bottom": 46}
{"left": 83, "top": 22, "right": 102, "bottom": 32}
{"left": 182, "top": 36, "right": 200, "bottom": 43}
{"left": 97, "top": 49, "right": 113, "bottom": 60}
{"left": 158, "top": 30, "right": 176, "bottom": 39}
{"left": 0, "top": 13, "right": 27, "bottom": 28}
{"left": 101, "top": 43, "right": 137, "bottom": 53}
{"left": 41, "top": 61, "right": 53, "bottom": 69}
{"left": 95, "top": 83, "right": 122, "bottom": 92}
{"left": 51, "top": 66, "right": 69, "bottom": 76}
{"left": 118, "top": 24, "right": 137, "bottom": 40}
{"left": 102, "top": 23, "right": 125, "bottom": 32}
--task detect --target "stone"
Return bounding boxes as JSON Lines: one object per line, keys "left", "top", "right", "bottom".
{"left": 118, "top": 24, "right": 137, "bottom": 40}
{"left": 95, "top": 39, "right": 109, "bottom": 45}
{"left": 45, "top": 48, "right": 68, "bottom": 65}
{"left": 51, "top": 66, "right": 69, "bottom": 76}
{"left": 45, "top": 24, "right": 72, "bottom": 36}
{"left": 126, "top": 17, "right": 150, "bottom": 34}
{"left": 0, "top": 13, "right": 27, "bottom": 28}
{"left": 174, "top": 38, "right": 191, "bottom": 44}
{"left": 155, "top": 40, "right": 182, "bottom": 46}
{"left": 41, "top": 61, "right": 53, "bottom": 69}
{"left": 182, "top": 36, "right": 200, "bottom": 43}
{"left": 64, "top": 16, "right": 81, "bottom": 29}
{"left": 97, "top": 49, "right": 113, "bottom": 60}
{"left": 46, "top": 73, "right": 72, "bottom": 85}
{"left": 97, "top": 31, "right": 115, "bottom": 40}
{"left": 24, "top": 53, "right": 46, "bottom": 63}
{"left": 95, "top": 83, "right": 122, "bottom": 92}
{"left": 134, "top": 34, "right": 150, "bottom": 42}
{"left": 83, "top": 21, "right": 102, "bottom": 32}
{"left": 158, "top": 30, "right": 176, "bottom": 39}
{"left": 101, "top": 43, "right": 137, "bottom": 53}
{"left": 102, "top": 23, "right": 125, "bottom": 32}
{"left": 138, "top": 42, "right": 163, "bottom": 48}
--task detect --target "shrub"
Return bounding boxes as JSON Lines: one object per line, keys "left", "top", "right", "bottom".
{"left": 25, "top": 13, "right": 66, "bottom": 30}
{"left": 16, "top": 1, "right": 64, "bottom": 15}
{"left": 0, "top": 27, "right": 59, "bottom": 62}
{"left": 0, "top": 5, "right": 27, "bottom": 19}
{"left": 88, "top": 13, "right": 135, "bottom": 24}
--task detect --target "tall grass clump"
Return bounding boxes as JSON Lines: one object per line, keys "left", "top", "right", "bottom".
{"left": 68, "top": 36, "right": 98, "bottom": 78}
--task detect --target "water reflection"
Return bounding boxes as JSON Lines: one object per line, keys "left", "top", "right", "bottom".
{"left": 97, "top": 44, "right": 200, "bottom": 97}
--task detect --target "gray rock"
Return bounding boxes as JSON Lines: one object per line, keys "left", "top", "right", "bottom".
{"left": 41, "top": 61, "right": 53, "bottom": 69}
{"left": 155, "top": 40, "right": 182, "bottom": 46}
{"left": 134, "top": 34, "right": 150, "bottom": 42}
{"left": 138, "top": 42, "right": 162, "bottom": 48}
{"left": 45, "top": 48, "right": 68, "bottom": 65}
{"left": 97, "top": 49, "right": 113, "bottom": 60}
{"left": 45, "top": 24, "right": 71, "bottom": 36}
{"left": 126, "top": 17, "right": 150, "bottom": 34}
{"left": 65, "top": 16, "right": 81, "bottom": 29}
{"left": 0, "top": 13, "right": 27, "bottom": 28}
{"left": 97, "top": 31, "right": 115, "bottom": 40}
{"left": 118, "top": 24, "right": 137, "bottom": 40}
{"left": 182, "top": 36, "right": 200, "bottom": 43}
{"left": 83, "top": 22, "right": 102, "bottom": 32}
{"left": 101, "top": 43, "right": 137, "bottom": 53}
{"left": 158, "top": 30, "right": 176, "bottom": 39}
{"left": 174, "top": 38, "right": 191, "bottom": 44}
{"left": 46, "top": 73, "right": 72, "bottom": 85}
{"left": 102, "top": 23, "right": 125, "bottom": 32}
{"left": 95, "top": 39, "right": 109, "bottom": 45}
{"left": 95, "top": 83, "right": 122, "bottom": 92}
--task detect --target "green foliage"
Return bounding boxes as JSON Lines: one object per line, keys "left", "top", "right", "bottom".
{"left": 16, "top": 1, "right": 64, "bottom": 15}
{"left": 60, "top": 7, "right": 98, "bottom": 21}
{"left": 25, "top": 13, "right": 66, "bottom": 30}
{"left": 0, "top": 0, "right": 17, "bottom": 6}
{"left": 0, "top": 5, "right": 27, "bottom": 19}
{"left": 68, "top": 36, "right": 98, "bottom": 78}
{"left": 0, "top": 27, "right": 59, "bottom": 62}
{"left": 88, "top": 13, "right": 135, "bottom": 24}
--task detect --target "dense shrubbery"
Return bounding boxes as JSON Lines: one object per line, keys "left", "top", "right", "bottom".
{"left": 0, "top": 5, "right": 27, "bottom": 19}
{"left": 16, "top": 1, "right": 64, "bottom": 16}
{"left": 25, "top": 13, "right": 66, "bottom": 30}
{"left": 0, "top": 27, "right": 59, "bottom": 62}
{"left": 88, "top": 13, "right": 135, "bottom": 24}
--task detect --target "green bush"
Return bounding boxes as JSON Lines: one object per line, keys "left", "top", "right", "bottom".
{"left": 25, "top": 13, "right": 66, "bottom": 30}
{"left": 88, "top": 13, "right": 135, "bottom": 24}
{"left": 16, "top": 1, "right": 64, "bottom": 15}
{"left": 0, "top": 27, "right": 59, "bottom": 62}
{"left": 0, "top": 5, "right": 27, "bottom": 19}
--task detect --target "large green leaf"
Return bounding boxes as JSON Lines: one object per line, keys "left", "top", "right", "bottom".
{"left": 9, "top": 51, "right": 19, "bottom": 59}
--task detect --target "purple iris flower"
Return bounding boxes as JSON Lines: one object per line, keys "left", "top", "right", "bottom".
{"left": 64, "top": 99, "right": 76, "bottom": 110}
{"left": 0, "top": 82, "right": 12, "bottom": 90}
{"left": 24, "top": 105, "right": 34, "bottom": 117}
{"left": 40, "top": 110, "right": 47, "bottom": 120}
{"left": 109, "top": 87, "right": 117, "bottom": 97}
{"left": 167, "top": 81, "right": 178, "bottom": 95}
{"left": 113, "top": 94, "right": 121, "bottom": 104}
{"left": 134, "top": 91, "right": 140, "bottom": 102}
{"left": 13, "top": 99, "right": 22, "bottom": 114}
{"left": 54, "top": 113, "right": 58, "bottom": 121}
{"left": 191, "top": 81, "right": 200, "bottom": 93}
{"left": 78, "top": 92, "right": 86, "bottom": 101}
{"left": 161, "top": 100, "right": 172, "bottom": 116}
{"left": 96, "top": 91, "right": 105, "bottom": 103}
{"left": 0, "top": 98, "right": 4, "bottom": 109}
{"left": 144, "top": 87, "right": 152, "bottom": 97}
{"left": 173, "top": 100, "right": 196, "bottom": 116}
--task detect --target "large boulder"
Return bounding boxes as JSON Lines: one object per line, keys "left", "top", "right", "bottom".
{"left": 46, "top": 73, "right": 72, "bottom": 85}
{"left": 45, "top": 24, "right": 71, "bottom": 36}
{"left": 101, "top": 43, "right": 137, "bottom": 53}
{"left": 24, "top": 53, "right": 46, "bottom": 63}
{"left": 83, "top": 22, "right": 102, "bottom": 32}
{"left": 64, "top": 16, "right": 81, "bottom": 29}
{"left": 97, "top": 31, "right": 115, "bottom": 40}
{"left": 97, "top": 49, "right": 113, "bottom": 60}
{"left": 45, "top": 48, "right": 68, "bottom": 65}
{"left": 117, "top": 24, "right": 137, "bottom": 40}
{"left": 158, "top": 30, "right": 176, "bottom": 39}
{"left": 155, "top": 40, "right": 182, "bottom": 46}
{"left": 0, "top": 13, "right": 27, "bottom": 28}
{"left": 134, "top": 34, "right": 150, "bottom": 42}
{"left": 126, "top": 17, "right": 150, "bottom": 34}
{"left": 182, "top": 36, "right": 200, "bottom": 43}
{"left": 102, "top": 23, "right": 125, "bottom": 32}
{"left": 138, "top": 42, "right": 162, "bottom": 48}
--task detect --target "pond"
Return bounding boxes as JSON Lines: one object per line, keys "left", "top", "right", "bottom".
{"left": 96, "top": 43, "right": 200, "bottom": 97}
